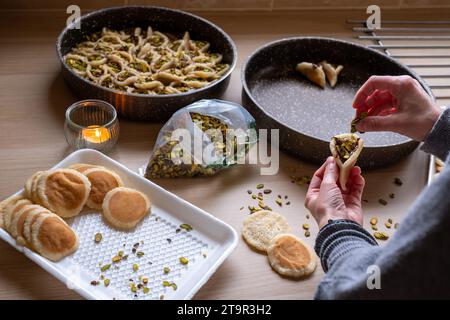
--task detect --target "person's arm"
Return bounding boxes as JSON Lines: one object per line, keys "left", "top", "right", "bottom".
{"left": 421, "top": 107, "right": 450, "bottom": 160}
{"left": 307, "top": 75, "right": 450, "bottom": 299}
{"left": 314, "top": 153, "right": 450, "bottom": 299}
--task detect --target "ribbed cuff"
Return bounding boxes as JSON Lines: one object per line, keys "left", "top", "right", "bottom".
{"left": 421, "top": 107, "right": 450, "bottom": 161}
{"left": 315, "top": 219, "right": 378, "bottom": 272}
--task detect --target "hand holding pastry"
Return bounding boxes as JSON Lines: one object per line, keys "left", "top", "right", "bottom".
{"left": 305, "top": 157, "right": 365, "bottom": 229}
{"left": 352, "top": 75, "right": 442, "bottom": 141}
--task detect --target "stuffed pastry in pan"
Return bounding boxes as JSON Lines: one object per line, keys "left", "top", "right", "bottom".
{"left": 330, "top": 133, "right": 364, "bottom": 191}
{"left": 295, "top": 62, "right": 326, "bottom": 88}
{"left": 320, "top": 61, "right": 343, "bottom": 88}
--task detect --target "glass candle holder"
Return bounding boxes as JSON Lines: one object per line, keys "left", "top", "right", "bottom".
{"left": 64, "top": 100, "right": 119, "bottom": 153}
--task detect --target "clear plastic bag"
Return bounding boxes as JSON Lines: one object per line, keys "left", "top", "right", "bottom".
{"left": 145, "top": 99, "right": 257, "bottom": 178}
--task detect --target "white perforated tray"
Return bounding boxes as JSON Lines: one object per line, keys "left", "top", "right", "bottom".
{"left": 0, "top": 149, "right": 238, "bottom": 300}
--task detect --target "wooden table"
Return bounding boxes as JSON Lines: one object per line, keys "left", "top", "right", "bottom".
{"left": 1, "top": 8, "right": 449, "bottom": 300}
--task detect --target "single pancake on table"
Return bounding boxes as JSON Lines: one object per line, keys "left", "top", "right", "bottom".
{"left": 82, "top": 167, "right": 124, "bottom": 210}
{"left": 102, "top": 187, "right": 151, "bottom": 229}
{"left": 30, "top": 213, "right": 79, "bottom": 261}
{"left": 267, "top": 233, "right": 317, "bottom": 278}
{"left": 242, "top": 210, "right": 291, "bottom": 253}
{"left": 36, "top": 169, "right": 91, "bottom": 218}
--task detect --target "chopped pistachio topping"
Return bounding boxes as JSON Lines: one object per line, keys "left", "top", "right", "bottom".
{"left": 100, "top": 264, "right": 111, "bottom": 272}
{"left": 179, "top": 257, "right": 189, "bottom": 265}
{"left": 133, "top": 264, "right": 139, "bottom": 272}
{"left": 163, "top": 267, "right": 170, "bottom": 274}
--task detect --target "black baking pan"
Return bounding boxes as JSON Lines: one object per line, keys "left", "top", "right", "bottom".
{"left": 57, "top": 6, "right": 237, "bottom": 121}
{"left": 241, "top": 37, "right": 433, "bottom": 169}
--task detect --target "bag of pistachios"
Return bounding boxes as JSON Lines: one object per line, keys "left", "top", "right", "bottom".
{"left": 145, "top": 99, "right": 257, "bottom": 178}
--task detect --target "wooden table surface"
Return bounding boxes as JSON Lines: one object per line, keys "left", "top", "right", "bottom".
{"left": 1, "top": 8, "right": 449, "bottom": 300}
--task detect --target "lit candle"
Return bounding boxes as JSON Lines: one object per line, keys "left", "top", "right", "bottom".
{"left": 82, "top": 125, "right": 111, "bottom": 143}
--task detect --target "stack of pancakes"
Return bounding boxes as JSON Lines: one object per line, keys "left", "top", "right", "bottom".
{"left": 0, "top": 163, "right": 151, "bottom": 262}
{"left": 242, "top": 210, "right": 317, "bottom": 278}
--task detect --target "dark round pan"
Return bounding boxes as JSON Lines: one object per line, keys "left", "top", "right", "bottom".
{"left": 57, "top": 6, "right": 237, "bottom": 121}
{"left": 241, "top": 37, "right": 433, "bottom": 169}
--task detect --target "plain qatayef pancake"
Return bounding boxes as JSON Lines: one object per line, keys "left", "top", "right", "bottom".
{"left": 267, "top": 233, "right": 317, "bottom": 278}
{"left": 102, "top": 187, "right": 151, "bottom": 229}
{"left": 242, "top": 210, "right": 291, "bottom": 253}
{"left": 83, "top": 167, "right": 124, "bottom": 210}
{"left": 37, "top": 169, "right": 91, "bottom": 218}
{"left": 30, "top": 214, "right": 79, "bottom": 261}
{"left": 330, "top": 133, "right": 364, "bottom": 191}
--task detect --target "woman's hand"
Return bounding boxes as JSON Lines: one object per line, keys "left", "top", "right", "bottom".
{"left": 305, "top": 157, "right": 365, "bottom": 229}
{"left": 353, "top": 75, "right": 442, "bottom": 141}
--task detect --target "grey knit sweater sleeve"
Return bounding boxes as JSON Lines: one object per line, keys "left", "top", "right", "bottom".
{"left": 314, "top": 107, "right": 450, "bottom": 299}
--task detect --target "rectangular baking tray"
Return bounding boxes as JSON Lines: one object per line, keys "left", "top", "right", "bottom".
{"left": 0, "top": 149, "right": 238, "bottom": 300}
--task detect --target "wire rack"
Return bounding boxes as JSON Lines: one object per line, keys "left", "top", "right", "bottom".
{"left": 349, "top": 19, "right": 450, "bottom": 183}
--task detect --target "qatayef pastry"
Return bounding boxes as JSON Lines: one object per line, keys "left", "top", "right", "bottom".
{"left": 330, "top": 133, "right": 364, "bottom": 191}
{"left": 267, "top": 233, "right": 317, "bottom": 278}
{"left": 295, "top": 62, "right": 326, "bottom": 88}
{"left": 320, "top": 61, "right": 343, "bottom": 88}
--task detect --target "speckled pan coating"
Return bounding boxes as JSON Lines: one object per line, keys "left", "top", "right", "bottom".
{"left": 57, "top": 6, "right": 237, "bottom": 121}
{"left": 241, "top": 37, "right": 433, "bottom": 169}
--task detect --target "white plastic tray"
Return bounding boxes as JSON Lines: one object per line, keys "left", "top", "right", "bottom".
{"left": 0, "top": 149, "right": 238, "bottom": 300}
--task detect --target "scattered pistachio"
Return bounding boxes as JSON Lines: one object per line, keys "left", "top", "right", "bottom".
{"left": 118, "top": 250, "right": 124, "bottom": 257}
{"left": 163, "top": 267, "right": 170, "bottom": 274}
{"left": 263, "top": 189, "right": 272, "bottom": 194}
{"left": 291, "top": 175, "right": 311, "bottom": 186}
{"left": 286, "top": 201, "right": 291, "bottom": 205}
{"left": 136, "top": 251, "right": 145, "bottom": 258}
{"left": 179, "top": 257, "right": 189, "bottom": 265}
{"left": 275, "top": 199, "right": 283, "bottom": 207}
{"left": 371, "top": 225, "right": 378, "bottom": 231}
{"left": 385, "top": 222, "right": 392, "bottom": 229}
{"left": 130, "top": 283, "right": 137, "bottom": 293}
{"left": 247, "top": 190, "right": 252, "bottom": 194}
{"left": 251, "top": 194, "right": 257, "bottom": 200}
{"left": 302, "top": 223, "right": 309, "bottom": 230}
{"left": 389, "top": 193, "right": 395, "bottom": 199}
{"left": 142, "top": 277, "right": 148, "bottom": 284}
{"left": 171, "top": 283, "right": 178, "bottom": 291}
{"left": 370, "top": 217, "right": 378, "bottom": 225}
{"left": 100, "top": 264, "right": 111, "bottom": 272}
{"left": 180, "top": 223, "right": 193, "bottom": 231}
{"left": 94, "top": 233, "right": 102, "bottom": 243}
{"left": 104, "top": 279, "right": 110, "bottom": 287}
{"left": 256, "top": 184, "right": 264, "bottom": 189}
{"left": 388, "top": 218, "right": 393, "bottom": 224}
{"left": 90, "top": 280, "right": 100, "bottom": 286}
{"left": 306, "top": 214, "right": 310, "bottom": 219}
{"left": 394, "top": 223, "right": 399, "bottom": 229}
{"left": 373, "top": 231, "right": 389, "bottom": 240}
{"left": 112, "top": 255, "right": 122, "bottom": 263}
{"left": 379, "top": 199, "right": 388, "bottom": 206}
{"left": 305, "top": 231, "right": 311, "bottom": 238}
{"left": 143, "top": 287, "right": 150, "bottom": 294}
{"left": 133, "top": 264, "right": 139, "bottom": 272}
{"left": 162, "top": 280, "right": 171, "bottom": 287}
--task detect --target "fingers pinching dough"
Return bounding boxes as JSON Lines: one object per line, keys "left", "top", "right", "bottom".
{"left": 242, "top": 210, "right": 291, "bottom": 253}
{"left": 267, "top": 233, "right": 317, "bottom": 278}
{"left": 83, "top": 167, "right": 124, "bottom": 210}
{"left": 102, "top": 187, "right": 151, "bottom": 229}
{"left": 37, "top": 169, "right": 91, "bottom": 218}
